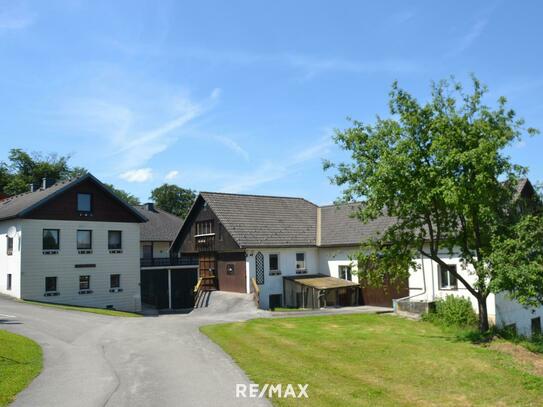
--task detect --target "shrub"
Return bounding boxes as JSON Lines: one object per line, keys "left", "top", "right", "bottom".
{"left": 423, "top": 295, "right": 478, "bottom": 328}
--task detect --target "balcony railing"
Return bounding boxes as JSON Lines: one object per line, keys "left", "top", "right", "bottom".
{"left": 195, "top": 233, "right": 215, "bottom": 252}
{"left": 140, "top": 256, "right": 198, "bottom": 268}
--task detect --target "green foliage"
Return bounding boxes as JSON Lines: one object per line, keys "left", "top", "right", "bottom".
{"left": 104, "top": 183, "right": 140, "bottom": 205}
{"left": 325, "top": 75, "right": 541, "bottom": 331}
{"left": 150, "top": 183, "right": 196, "bottom": 218}
{"left": 489, "top": 215, "right": 543, "bottom": 307}
{"left": 423, "top": 296, "right": 478, "bottom": 328}
{"left": 0, "top": 148, "right": 87, "bottom": 195}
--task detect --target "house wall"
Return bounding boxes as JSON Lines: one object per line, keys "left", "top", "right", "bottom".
{"left": 246, "top": 247, "right": 319, "bottom": 309}
{"left": 175, "top": 198, "right": 240, "bottom": 254}
{"left": 408, "top": 247, "right": 496, "bottom": 320}
{"left": 0, "top": 221, "right": 23, "bottom": 298}
{"left": 495, "top": 293, "right": 543, "bottom": 336}
{"left": 140, "top": 241, "right": 170, "bottom": 258}
{"left": 19, "top": 219, "right": 141, "bottom": 312}
{"left": 24, "top": 178, "right": 142, "bottom": 223}
{"left": 318, "top": 247, "right": 359, "bottom": 282}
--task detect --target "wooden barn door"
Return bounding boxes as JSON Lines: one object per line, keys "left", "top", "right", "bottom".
{"left": 199, "top": 254, "right": 217, "bottom": 289}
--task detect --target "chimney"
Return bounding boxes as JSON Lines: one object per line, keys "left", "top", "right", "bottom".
{"left": 145, "top": 202, "right": 155, "bottom": 212}
{"left": 42, "top": 177, "right": 47, "bottom": 190}
{"left": 29, "top": 183, "right": 34, "bottom": 192}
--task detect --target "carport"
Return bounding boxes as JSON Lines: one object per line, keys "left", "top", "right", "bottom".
{"left": 283, "top": 274, "right": 361, "bottom": 309}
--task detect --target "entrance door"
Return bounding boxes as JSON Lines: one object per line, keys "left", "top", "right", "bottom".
{"left": 170, "top": 268, "right": 198, "bottom": 309}
{"left": 199, "top": 254, "right": 217, "bottom": 289}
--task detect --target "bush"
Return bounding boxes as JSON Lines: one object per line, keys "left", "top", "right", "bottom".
{"left": 423, "top": 295, "right": 478, "bottom": 328}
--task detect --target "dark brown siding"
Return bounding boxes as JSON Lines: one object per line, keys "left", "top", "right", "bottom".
{"left": 217, "top": 252, "right": 246, "bottom": 293}
{"left": 176, "top": 197, "right": 240, "bottom": 254}
{"left": 25, "top": 178, "right": 142, "bottom": 223}
{"left": 360, "top": 277, "right": 408, "bottom": 307}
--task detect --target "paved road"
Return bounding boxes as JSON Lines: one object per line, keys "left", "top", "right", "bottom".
{"left": 0, "top": 293, "right": 271, "bottom": 407}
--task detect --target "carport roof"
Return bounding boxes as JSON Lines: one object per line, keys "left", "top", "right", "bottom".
{"left": 285, "top": 274, "right": 360, "bottom": 290}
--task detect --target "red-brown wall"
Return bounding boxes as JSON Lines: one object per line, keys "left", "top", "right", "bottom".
{"left": 25, "top": 179, "right": 143, "bottom": 223}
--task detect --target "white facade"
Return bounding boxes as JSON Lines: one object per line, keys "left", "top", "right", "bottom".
{"left": 408, "top": 246, "right": 543, "bottom": 335}
{"left": 0, "top": 221, "right": 23, "bottom": 298}
{"left": 245, "top": 247, "right": 319, "bottom": 309}
{"left": 0, "top": 218, "right": 141, "bottom": 312}
{"left": 246, "top": 246, "right": 361, "bottom": 309}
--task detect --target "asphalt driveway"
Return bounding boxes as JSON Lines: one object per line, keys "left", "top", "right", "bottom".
{"left": 0, "top": 293, "right": 271, "bottom": 407}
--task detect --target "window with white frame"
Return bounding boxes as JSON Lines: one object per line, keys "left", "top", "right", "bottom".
{"left": 339, "top": 265, "right": 352, "bottom": 281}
{"left": 269, "top": 254, "right": 280, "bottom": 275}
{"left": 439, "top": 264, "right": 458, "bottom": 290}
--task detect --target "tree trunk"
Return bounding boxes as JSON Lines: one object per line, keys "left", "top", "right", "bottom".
{"left": 477, "top": 296, "right": 489, "bottom": 332}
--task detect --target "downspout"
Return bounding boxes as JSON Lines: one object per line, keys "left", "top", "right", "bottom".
{"left": 393, "top": 252, "right": 427, "bottom": 311}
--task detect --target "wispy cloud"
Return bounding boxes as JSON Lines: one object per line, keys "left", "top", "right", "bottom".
{"left": 57, "top": 85, "right": 221, "bottom": 176}
{"left": 213, "top": 135, "right": 250, "bottom": 161}
{"left": 217, "top": 136, "right": 333, "bottom": 193}
{"left": 164, "top": 170, "right": 179, "bottom": 180}
{"left": 0, "top": 3, "right": 35, "bottom": 31}
{"left": 120, "top": 168, "right": 153, "bottom": 182}
{"left": 106, "top": 40, "right": 423, "bottom": 79}
{"left": 446, "top": 19, "right": 487, "bottom": 57}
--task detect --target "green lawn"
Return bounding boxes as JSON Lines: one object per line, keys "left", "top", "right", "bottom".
{"left": 0, "top": 330, "right": 43, "bottom": 406}
{"left": 22, "top": 300, "right": 142, "bottom": 317}
{"left": 202, "top": 314, "right": 543, "bottom": 406}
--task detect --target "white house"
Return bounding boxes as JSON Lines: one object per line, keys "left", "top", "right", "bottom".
{"left": 0, "top": 174, "right": 147, "bottom": 312}
{"left": 171, "top": 192, "right": 407, "bottom": 310}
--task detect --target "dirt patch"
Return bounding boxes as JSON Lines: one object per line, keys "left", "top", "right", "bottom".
{"left": 489, "top": 341, "right": 543, "bottom": 376}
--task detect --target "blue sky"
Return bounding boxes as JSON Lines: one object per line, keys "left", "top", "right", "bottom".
{"left": 0, "top": 1, "right": 542, "bottom": 204}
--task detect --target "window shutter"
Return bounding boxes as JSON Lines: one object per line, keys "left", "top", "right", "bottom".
{"left": 255, "top": 252, "right": 265, "bottom": 285}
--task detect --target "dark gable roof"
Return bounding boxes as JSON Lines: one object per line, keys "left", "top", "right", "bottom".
{"left": 0, "top": 173, "right": 147, "bottom": 222}
{"left": 320, "top": 203, "right": 396, "bottom": 247}
{"left": 200, "top": 192, "right": 317, "bottom": 247}
{"left": 134, "top": 205, "right": 183, "bottom": 241}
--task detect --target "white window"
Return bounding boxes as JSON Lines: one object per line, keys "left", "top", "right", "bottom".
{"left": 439, "top": 264, "right": 458, "bottom": 290}
{"left": 269, "top": 254, "right": 280, "bottom": 275}
{"left": 339, "top": 265, "right": 352, "bottom": 281}
{"left": 295, "top": 253, "right": 306, "bottom": 273}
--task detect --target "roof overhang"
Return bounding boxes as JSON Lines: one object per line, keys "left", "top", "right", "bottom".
{"left": 284, "top": 274, "right": 360, "bottom": 290}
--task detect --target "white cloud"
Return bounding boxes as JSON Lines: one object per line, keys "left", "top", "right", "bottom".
{"left": 119, "top": 168, "right": 154, "bottom": 182}
{"left": 57, "top": 85, "right": 221, "bottom": 172}
{"left": 217, "top": 136, "right": 333, "bottom": 193}
{"left": 0, "top": 4, "right": 35, "bottom": 31}
{"left": 214, "top": 136, "right": 250, "bottom": 161}
{"left": 164, "top": 170, "right": 179, "bottom": 180}
{"left": 107, "top": 41, "right": 423, "bottom": 79}
{"left": 446, "top": 19, "right": 487, "bottom": 57}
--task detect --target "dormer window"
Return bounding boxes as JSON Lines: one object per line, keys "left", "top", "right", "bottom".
{"left": 77, "top": 193, "right": 92, "bottom": 213}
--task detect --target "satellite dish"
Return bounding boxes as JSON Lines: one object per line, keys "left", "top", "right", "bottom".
{"left": 7, "top": 226, "right": 16, "bottom": 239}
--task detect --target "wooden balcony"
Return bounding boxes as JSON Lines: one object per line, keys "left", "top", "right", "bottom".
{"left": 195, "top": 233, "right": 215, "bottom": 252}
{"left": 140, "top": 256, "right": 198, "bottom": 268}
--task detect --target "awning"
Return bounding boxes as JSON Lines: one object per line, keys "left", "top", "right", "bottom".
{"left": 284, "top": 274, "right": 359, "bottom": 290}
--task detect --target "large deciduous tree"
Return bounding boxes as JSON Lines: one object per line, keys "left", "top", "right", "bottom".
{"left": 0, "top": 149, "right": 87, "bottom": 195}
{"left": 150, "top": 184, "right": 196, "bottom": 218}
{"left": 325, "top": 77, "right": 541, "bottom": 332}
{"left": 105, "top": 183, "right": 141, "bottom": 206}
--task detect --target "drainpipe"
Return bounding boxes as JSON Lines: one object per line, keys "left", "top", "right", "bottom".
{"left": 168, "top": 269, "right": 172, "bottom": 310}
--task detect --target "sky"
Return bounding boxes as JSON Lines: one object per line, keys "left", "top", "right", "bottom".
{"left": 0, "top": 0, "right": 542, "bottom": 204}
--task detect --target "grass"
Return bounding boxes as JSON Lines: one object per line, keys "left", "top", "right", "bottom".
{"left": 0, "top": 330, "right": 43, "bottom": 406}
{"left": 22, "top": 300, "right": 142, "bottom": 317}
{"left": 202, "top": 314, "right": 543, "bottom": 406}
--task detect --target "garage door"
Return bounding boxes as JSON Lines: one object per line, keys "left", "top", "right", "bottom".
{"left": 361, "top": 278, "right": 409, "bottom": 307}
{"left": 171, "top": 268, "right": 198, "bottom": 309}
